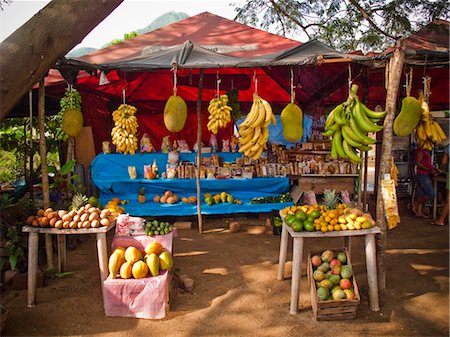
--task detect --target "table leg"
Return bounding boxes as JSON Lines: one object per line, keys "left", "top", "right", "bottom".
{"left": 365, "top": 234, "right": 380, "bottom": 311}
{"left": 433, "top": 179, "right": 438, "bottom": 219}
{"left": 96, "top": 233, "right": 108, "bottom": 282}
{"left": 57, "top": 235, "right": 66, "bottom": 273}
{"left": 277, "top": 223, "right": 289, "bottom": 281}
{"left": 290, "top": 237, "right": 304, "bottom": 315}
{"left": 27, "top": 232, "right": 39, "bottom": 307}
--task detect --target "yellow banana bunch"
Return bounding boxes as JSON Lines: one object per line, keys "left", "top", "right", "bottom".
{"left": 414, "top": 94, "right": 447, "bottom": 148}
{"left": 207, "top": 95, "right": 232, "bottom": 134}
{"left": 111, "top": 104, "right": 139, "bottom": 155}
{"left": 238, "top": 93, "right": 276, "bottom": 160}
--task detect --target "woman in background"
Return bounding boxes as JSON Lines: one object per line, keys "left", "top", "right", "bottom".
{"left": 412, "top": 145, "right": 439, "bottom": 218}
{"left": 431, "top": 143, "right": 449, "bottom": 226}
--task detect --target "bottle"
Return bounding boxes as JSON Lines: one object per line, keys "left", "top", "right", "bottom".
{"left": 152, "top": 159, "right": 158, "bottom": 178}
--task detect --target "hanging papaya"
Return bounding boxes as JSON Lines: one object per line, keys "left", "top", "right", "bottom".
{"left": 163, "top": 94, "right": 187, "bottom": 132}
{"left": 281, "top": 103, "right": 303, "bottom": 142}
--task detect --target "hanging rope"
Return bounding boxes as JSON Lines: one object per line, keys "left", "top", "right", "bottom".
{"left": 216, "top": 71, "right": 221, "bottom": 98}
{"left": 423, "top": 76, "right": 432, "bottom": 103}
{"left": 405, "top": 68, "right": 413, "bottom": 96}
{"left": 348, "top": 63, "right": 352, "bottom": 94}
{"left": 122, "top": 88, "right": 126, "bottom": 104}
{"left": 253, "top": 70, "right": 258, "bottom": 94}
{"left": 171, "top": 63, "right": 178, "bottom": 96}
{"left": 290, "top": 67, "right": 296, "bottom": 104}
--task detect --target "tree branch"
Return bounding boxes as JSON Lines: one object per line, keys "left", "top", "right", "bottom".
{"left": 347, "top": 0, "right": 398, "bottom": 40}
{"left": 269, "top": 0, "right": 311, "bottom": 39}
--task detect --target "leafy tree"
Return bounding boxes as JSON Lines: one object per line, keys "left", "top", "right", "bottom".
{"left": 107, "top": 31, "right": 140, "bottom": 47}
{"left": 233, "top": 0, "right": 450, "bottom": 52}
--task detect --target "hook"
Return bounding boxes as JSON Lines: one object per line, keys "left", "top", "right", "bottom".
{"left": 171, "top": 63, "right": 178, "bottom": 95}
{"left": 122, "top": 88, "right": 126, "bottom": 104}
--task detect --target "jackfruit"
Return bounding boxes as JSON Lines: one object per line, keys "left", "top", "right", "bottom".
{"left": 281, "top": 103, "right": 303, "bottom": 142}
{"left": 62, "top": 108, "right": 84, "bottom": 137}
{"left": 163, "top": 94, "right": 187, "bottom": 132}
{"left": 393, "top": 96, "right": 423, "bottom": 137}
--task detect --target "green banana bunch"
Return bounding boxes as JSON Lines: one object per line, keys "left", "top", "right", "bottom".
{"left": 322, "top": 84, "right": 386, "bottom": 164}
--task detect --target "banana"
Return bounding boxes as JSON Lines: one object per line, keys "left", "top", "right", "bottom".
{"left": 250, "top": 100, "right": 266, "bottom": 128}
{"left": 356, "top": 97, "right": 387, "bottom": 119}
{"left": 239, "top": 99, "right": 259, "bottom": 128}
{"left": 341, "top": 126, "right": 363, "bottom": 147}
{"left": 434, "top": 122, "right": 447, "bottom": 142}
{"left": 343, "top": 140, "right": 362, "bottom": 163}
{"left": 251, "top": 126, "right": 262, "bottom": 143}
{"left": 322, "top": 122, "right": 340, "bottom": 137}
{"left": 332, "top": 129, "right": 348, "bottom": 159}
{"left": 349, "top": 117, "right": 376, "bottom": 145}
{"left": 424, "top": 120, "right": 433, "bottom": 138}
{"left": 333, "top": 103, "right": 348, "bottom": 126}
{"left": 352, "top": 101, "right": 383, "bottom": 133}
{"left": 326, "top": 104, "right": 342, "bottom": 128}
{"left": 331, "top": 141, "right": 338, "bottom": 160}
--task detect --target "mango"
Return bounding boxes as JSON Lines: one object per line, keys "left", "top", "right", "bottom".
{"left": 393, "top": 96, "right": 423, "bottom": 137}
{"left": 146, "top": 253, "right": 160, "bottom": 277}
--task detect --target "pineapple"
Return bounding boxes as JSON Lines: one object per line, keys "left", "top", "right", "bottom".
{"left": 322, "top": 189, "right": 340, "bottom": 209}
{"left": 138, "top": 187, "right": 146, "bottom": 203}
{"left": 70, "top": 193, "right": 88, "bottom": 210}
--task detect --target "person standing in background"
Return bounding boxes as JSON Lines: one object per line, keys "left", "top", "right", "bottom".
{"left": 412, "top": 145, "right": 439, "bottom": 218}
{"left": 431, "top": 142, "right": 449, "bottom": 226}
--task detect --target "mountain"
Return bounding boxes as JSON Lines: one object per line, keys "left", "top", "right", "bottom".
{"left": 137, "top": 11, "right": 189, "bottom": 34}
{"left": 67, "top": 11, "right": 190, "bottom": 57}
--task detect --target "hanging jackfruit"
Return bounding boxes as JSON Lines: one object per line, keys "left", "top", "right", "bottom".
{"left": 164, "top": 94, "right": 187, "bottom": 133}
{"left": 393, "top": 96, "right": 423, "bottom": 137}
{"left": 280, "top": 103, "right": 303, "bottom": 142}
{"left": 62, "top": 108, "right": 83, "bottom": 137}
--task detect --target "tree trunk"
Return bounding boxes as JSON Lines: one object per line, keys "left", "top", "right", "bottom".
{"left": 0, "top": 0, "right": 124, "bottom": 119}
{"left": 375, "top": 43, "right": 405, "bottom": 291}
{"left": 38, "top": 79, "right": 54, "bottom": 271}
{"left": 196, "top": 70, "right": 204, "bottom": 234}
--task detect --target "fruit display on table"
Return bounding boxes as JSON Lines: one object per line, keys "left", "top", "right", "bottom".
{"left": 250, "top": 192, "right": 292, "bottom": 204}
{"left": 181, "top": 196, "right": 197, "bottom": 204}
{"left": 281, "top": 203, "right": 375, "bottom": 232}
{"left": 105, "top": 198, "right": 126, "bottom": 218}
{"left": 203, "top": 192, "right": 242, "bottom": 206}
{"left": 153, "top": 190, "right": 179, "bottom": 204}
{"left": 322, "top": 84, "right": 386, "bottom": 163}
{"left": 108, "top": 244, "right": 173, "bottom": 279}
{"left": 144, "top": 219, "right": 173, "bottom": 236}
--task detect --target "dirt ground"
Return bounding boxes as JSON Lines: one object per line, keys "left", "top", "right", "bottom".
{"left": 1, "top": 203, "right": 449, "bottom": 337}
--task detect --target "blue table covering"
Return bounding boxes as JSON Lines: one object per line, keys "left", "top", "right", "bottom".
{"left": 91, "top": 153, "right": 293, "bottom": 217}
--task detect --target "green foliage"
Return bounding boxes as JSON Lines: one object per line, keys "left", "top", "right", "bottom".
{"left": 233, "top": 0, "right": 450, "bottom": 52}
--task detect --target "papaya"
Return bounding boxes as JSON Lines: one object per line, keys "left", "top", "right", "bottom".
{"left": 393, "top": 96, "right": 423, "bottom": 137}
{"left": 108, "top": 251, "right": 123, "bottom": 279}
{"left": 124, "top": 246, "right": 142, "bottom": 263}
{"left": 163, "top": 94, "right": 187, "bottom": 132}
{"left": 132, "top": 260, "right": 149, "bottom": 279}
{"left": 119, "top": 261, "right": 133, "bottom": 279}
{"left": 62, "top": 108, "right": 84, "bottom": 137}
{"left": 144, "top": 241, "right": 163, "bottom": 255}
{"left": 280, "top": 103, "right": 303, "bottom": 142}
{"left": 159, "top": 251, "right": 173, "bottom": 271}
{"left": 146, "top": 253, "right": 160, "bottom": 277}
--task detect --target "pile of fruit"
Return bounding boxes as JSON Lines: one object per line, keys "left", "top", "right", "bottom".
{"left": 250, "top": 192, "right": 292, "bottom": 204}
{"left": 153, "top": 190, "right": 179, "bottom": 204}
{"left": 144, "top": 219, "right": 173, "bottom": 236}
{"left": 281, "top": 204, "right": 375, "bottom": 232}
{"left": 323, "top": 84, "right": 386, "bottom": 163}
{"left": 238, "top": 93, "right": 276, "bottom": 160}
{"left": 111, "top": 104, "right": 139, "bottom": 155}
{"left": 207, "top": 94, "right": 233, "bottom": 134}
{"left": 105, "top": 198, "right": 126, "bottom": 218}
{"left": 311, "top": 250, "right": 357, "bottom": 301}
{"left": 26, "top": 205, "right": 114, "bottom": 229}
{"left": 204, "top": 192, "right": 242, "bottom": 206}
{"left": 108, "top": 243, "right": 173, "bottom": 279}
{"left": 181, "top": 195, "right": 197, "bottom": 204}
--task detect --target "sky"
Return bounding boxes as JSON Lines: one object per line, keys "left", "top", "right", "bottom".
{"left": 0, "top": 0, "right": 301, "bottom": 51}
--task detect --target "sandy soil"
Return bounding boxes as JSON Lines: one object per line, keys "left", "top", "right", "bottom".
{"left": 1, "top": 205, "right": 449, "bottom": 337}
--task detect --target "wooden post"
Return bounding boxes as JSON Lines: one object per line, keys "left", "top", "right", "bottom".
{"left": 196, "top": 69, "right": 204, "bottom": 233}
{"left": 357, "top": 153, "right": 363, "bottom": 209}
{"left": 38, "top": 78, "right": 54, "bottom": 272}
{"left": 363, "top": 151, "right": 369, "bottom": 211}
{"left": 29, "top": 90, "right": 34, "bottom": 199}
{"left": 361, "top": 68, "right": 369, "bottom": 211}
{"left": 375, "top": 43, "right": 405, "bottom": 291}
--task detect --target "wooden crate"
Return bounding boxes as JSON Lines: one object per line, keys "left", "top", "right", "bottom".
{"left": 307, "top": 249, "right": 360, "bottom": 321}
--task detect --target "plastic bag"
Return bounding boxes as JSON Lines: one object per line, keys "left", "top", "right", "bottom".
{"left": 303, "top": 191, "right": 317, "bottom": 205}
{"left": 341, "top": 190, "right": 351, "bottom": 204}
{"left": 209, "top": 134, "right": 218, "bottom": 152}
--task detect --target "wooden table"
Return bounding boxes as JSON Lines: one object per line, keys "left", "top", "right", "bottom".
{"left": 433, "top": 175, "right": 447, "bottom": 219}
{"left": 289, "top": 174, "right": 358, "bottom": 194}
{"left": 277, "top": 221, "right": 381, "bottom": 314}
{"left": 22, "top": 223, "right": 115, "bottom": 307}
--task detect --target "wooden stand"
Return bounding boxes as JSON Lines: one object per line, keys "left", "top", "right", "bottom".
{"left": 277, "top": 220, "right": 381, "bottom": 314}
{"left": 22, "top": 223, "right": 115, "bottom": 307}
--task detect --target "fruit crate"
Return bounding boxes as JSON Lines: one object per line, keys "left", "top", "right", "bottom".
{"left": 307, "top": 249, "right": 360, "bottom": 321}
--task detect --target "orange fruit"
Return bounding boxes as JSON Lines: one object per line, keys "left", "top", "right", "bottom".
{"left": 334, "top": 224, "right": 341, "bottom": 231}
{"left": 327, "top": 224, "right": 334, "bottom": 232}
{"left": 321, "top": 226, "right": 328, "bottom": 233}
{"left": 314, "top": 223, "right": 322, "bottom": 231}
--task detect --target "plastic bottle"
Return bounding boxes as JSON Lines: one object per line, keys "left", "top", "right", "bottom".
{"left": 152, "top": 159, "right": 159, "bottom": 178}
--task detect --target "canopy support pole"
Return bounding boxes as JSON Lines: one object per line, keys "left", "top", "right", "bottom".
{"left": 376, "top": 43, "right": 405, "bottom": 292}
{"left": 28, "top": 90, "right": 34, "bottom": 200}
{"left": 196, "top": 69, "right": 204, "bottom": 234}
{"left": 38, "top": 78, "right": 54, "bottom": 272}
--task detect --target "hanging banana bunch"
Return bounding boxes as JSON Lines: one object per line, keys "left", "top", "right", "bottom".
{"left": 207, "top": 94, "right": 233, "bottom": 134}
{"left": 238, "top": 93, "right": 276, "bottom": 160}
{"left": 111, "top": 104, "right": 139, "bottom": 155}
{"left": 322, "top": 84, "right": 386, "bottom": 164}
